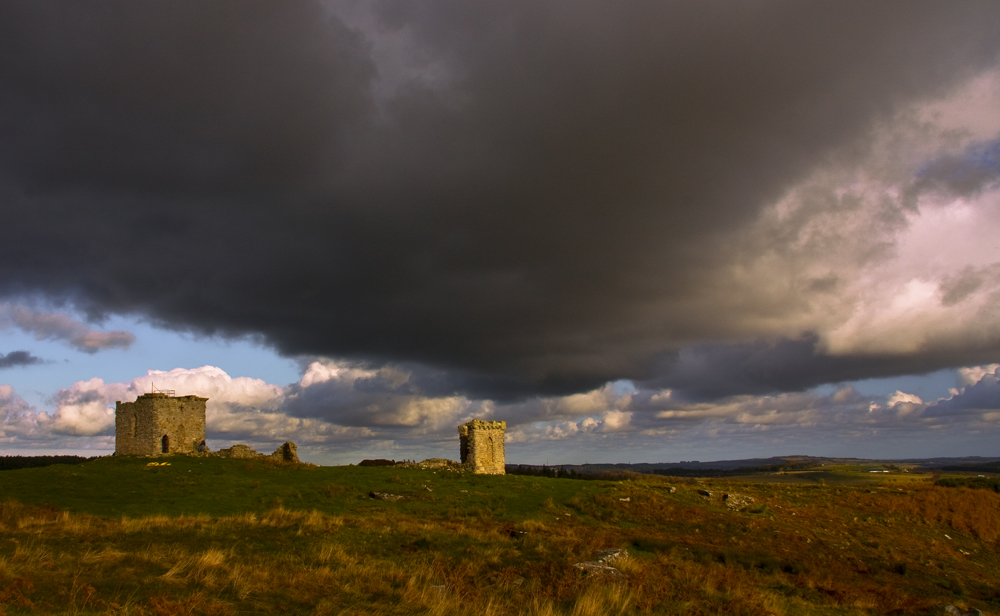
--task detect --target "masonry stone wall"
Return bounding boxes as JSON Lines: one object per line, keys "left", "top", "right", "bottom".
{"left": 458, "top": 419, "right": 506, "bottom": 474}
{"left": 213, "top": 442, "right": 301, "bottom": 463}
{"left": 115, "top": 393, "right": 207, "bottom": 456}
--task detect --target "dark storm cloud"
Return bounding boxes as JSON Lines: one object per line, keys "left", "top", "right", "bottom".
{"left": 646, "top": 336, "right": 1000, "bottom": 401}
{"left": 0, "top": 351, "right": 43, "bottom": 369}
{"left": 1, "top": 1, "right": 1000, "bottom": 398}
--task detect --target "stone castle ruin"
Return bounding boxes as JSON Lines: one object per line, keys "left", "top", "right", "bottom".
{"left": 115, "top": 390, "right": 299, "bottom": 463}
{"left": 115, "top": 391, "right": 208, "bottom": 456}
{"left": 458, "top": 419, "right": 506, "bottom": 474}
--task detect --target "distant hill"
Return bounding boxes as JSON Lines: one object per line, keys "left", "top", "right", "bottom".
{"left": 507, "top": 457, "right": 813, "bottom": 478}
{"left": 508, "top": 455, "right": 1000, "bottom": 478}
{"left": 931, "top": 459, "right": 1000, "bottom": 474}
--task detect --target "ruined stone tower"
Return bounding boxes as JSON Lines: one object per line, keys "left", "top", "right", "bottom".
{"left": 458, "top": 419, "right": 506, "bottom": 475}
{"left": 115, "top": 392, "right": 207, "bottom": 456}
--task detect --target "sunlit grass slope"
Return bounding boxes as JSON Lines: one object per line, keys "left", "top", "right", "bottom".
{"left": 0, "top": 457, "right": 998, "bottom": 615}
{"left": 0, "top": 455, "right": 594, "bottom": 520}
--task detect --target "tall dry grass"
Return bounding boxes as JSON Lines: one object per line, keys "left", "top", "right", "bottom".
{"left": 0, "top": 479, "right": 998, "bottom": 615}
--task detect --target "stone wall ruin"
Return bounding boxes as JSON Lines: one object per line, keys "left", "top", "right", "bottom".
{"left": 458, "top": 419, "right": 506, "bottom": 474}
{"left": 214, "top": 441, "right": 301, "bottom": 463}
{"left": 115, "top": 393, "right": 207, "bottom": 456}
{"left": 115, "top": 393, "right": 302, "bottom": 463}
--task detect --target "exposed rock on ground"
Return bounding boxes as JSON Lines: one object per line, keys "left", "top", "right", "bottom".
{"left": 574, "top": 548, "right": 628, "bottom": 576}
{"left": 595, "top": 548, "right": 628, "bottom": 563}
{"left": 369, "top": 491, "right": 404, "bottom": 502}
{"left": 697, "top": 489, "right": 713, "bottom": 498}
{"left": 723, "top": 492, "right": 755, "bottom": 511}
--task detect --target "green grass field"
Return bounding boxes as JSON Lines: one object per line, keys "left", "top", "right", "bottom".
{"left": 0, "top": 457, "right": 997, "bottom": 615}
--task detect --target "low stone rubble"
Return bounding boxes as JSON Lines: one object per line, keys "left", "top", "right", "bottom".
{"left": 595, "top": 548, "right": 628, "bottom": 562}
{"left": 211, "top": 441, "right": 301, "bottom": 463}
{"left": 574, "top": 548, "right": 629, "bottom": 576}
{"left": 395, "top": 458, "right": 465, "bottom": 471}
{"left": 214, "top": 444, "right": 259, "bottom": 459}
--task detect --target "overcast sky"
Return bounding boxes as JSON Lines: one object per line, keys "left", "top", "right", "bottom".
{"left": 3, "top": 1, "right": 1000, "bottom": 464}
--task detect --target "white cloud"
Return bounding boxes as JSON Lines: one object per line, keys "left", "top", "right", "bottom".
{"left": 888, "top": 391, "right": 923, "bottom": 406}
{"left": 601, "top": 410, "right": 632, "bottom": 431}
{"left": 135, "top": 365, "right": 285, "bottom": 408}
{"left": 957, "top": 363, "right": 999, "bottom": 386}
{"left": 49, "top": 378, "right": 119, "bottom": 436}
{"left": 298, "top": 359, "right": 377, "bottom": 388}
{"left": 0, "top": 384, "right": 45, "bottom": 439}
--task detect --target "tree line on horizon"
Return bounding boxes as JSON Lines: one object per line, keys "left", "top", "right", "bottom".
{"left": 0, "top": 455, "right": 90, "bottom": 471}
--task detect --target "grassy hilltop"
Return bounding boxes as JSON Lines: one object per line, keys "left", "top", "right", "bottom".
{"left": 0, "top": 457, "right": 998, "bottom": 615}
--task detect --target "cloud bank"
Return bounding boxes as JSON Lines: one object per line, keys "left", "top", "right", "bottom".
{"left": 4, "top": 360, "right": 1000, "bottom": 463}
{"left": 0, "top": 2, "right": 1000, "bottom": 408}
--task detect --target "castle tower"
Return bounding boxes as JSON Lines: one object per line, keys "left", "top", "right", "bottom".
{"left": 115, "top": 392, "right": 207, "bottom": 456}
{"left": 458, "top": 419, "right": 506, "bottom": 475}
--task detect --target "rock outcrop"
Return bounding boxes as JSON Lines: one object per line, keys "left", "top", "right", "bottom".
{"left": 723, "top": 493, "right": 755, "bottom": 511}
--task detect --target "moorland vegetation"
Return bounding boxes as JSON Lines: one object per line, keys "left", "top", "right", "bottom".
{"left": 0, "top": 457, "right": 997, "bottom": 615}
